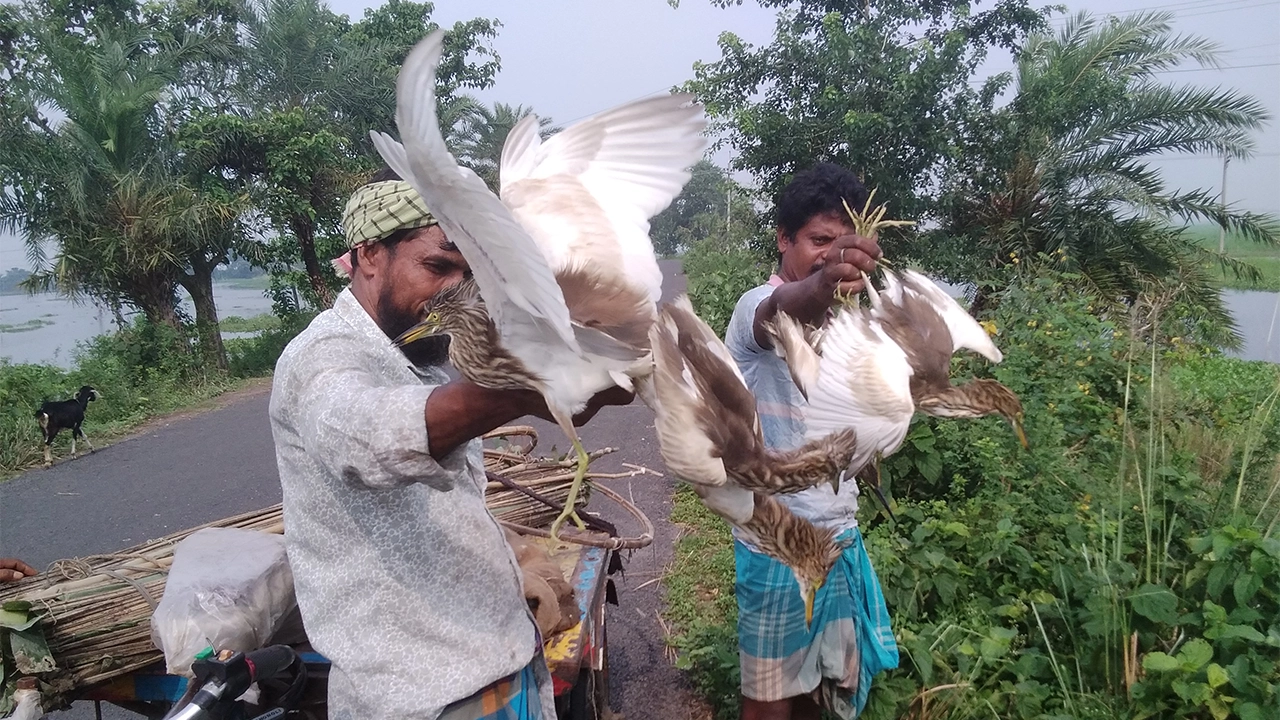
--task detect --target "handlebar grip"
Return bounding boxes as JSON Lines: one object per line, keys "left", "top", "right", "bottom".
{"left": 244, "top": 645, "right": 297, "bottom": 683}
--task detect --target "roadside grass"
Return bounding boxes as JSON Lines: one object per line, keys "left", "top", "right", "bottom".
{"left": 665, "top": 486, "right": 741, "bottom": 720}
{"left": 1, "top": 313, "right": 310, "bottom": 480}
{"left": 0, "top": 369, "right": 268, "bottom": 480}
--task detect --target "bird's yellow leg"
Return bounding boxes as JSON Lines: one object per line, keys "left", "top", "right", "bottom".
{"left": 549, "top": 434, "right": 591, "bottom": 540}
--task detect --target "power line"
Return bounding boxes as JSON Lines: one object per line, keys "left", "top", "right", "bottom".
{"left": 1150, "top": 152, "right": 1280, "bottom": 160}
{"left": 1228, "top": 42, "right": 1280, "bottom": 52}
{"left": 1155, "top": 60, "right": 1280, "bottom": 72}
{"left": 1049, "top": 0, "right": 1280, "bottom": 25}
{"left": 968, "top": 59, "right": 1280, "bottom": 83}
{"left": 1085, "top": 0, "right": 1268, "bottom": 15}
{"left": 1048, "top": 0, "right": 1277, "bottom": 22}
{"left": 1177, "top": 0, "right": 1280, "bottom": 18}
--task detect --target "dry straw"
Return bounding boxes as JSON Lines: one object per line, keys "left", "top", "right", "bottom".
{"left": 0, "top": 426, "right": 653, "bottom": 707}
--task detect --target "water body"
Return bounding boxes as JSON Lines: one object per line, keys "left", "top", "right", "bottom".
{"left": 0, "top": 283, "right": 275, "bottom": 368}
{"left": 4, "top": 282, "right": 1280, "bottom": 367}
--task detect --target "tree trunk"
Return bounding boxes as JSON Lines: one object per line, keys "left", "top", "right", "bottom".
{"left": 291, "top": 214, "right": 334, "bottom": 308}
{"left": 134, "top": 280, "right": 185, "bottom": 334}
{"left": 181, "top": 258, "right": 229, "bottom": 372}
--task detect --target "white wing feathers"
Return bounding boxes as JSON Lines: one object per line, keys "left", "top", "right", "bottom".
{"left": 767, "top": 312, "right": 822, "bottom": 400}
{"left": 374, "top": 29, "right": 578, "bottom": 351}
{"left": 899, "top": 270, "right": 1002, "bottom": 363}
{"left": 499, "top": 94, "right": 707, "bottom": 305}
{"left": 498, "top": 113, "right": 543, "bottom": 190}
{"left": 802, "top": 310, "right": 915, "bottom": 471}
{"left": 650, "top": 304, "right": 728, "bottom": 488}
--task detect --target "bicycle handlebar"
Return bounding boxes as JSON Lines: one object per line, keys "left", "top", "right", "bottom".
{"left": 243, "top": 645, "right": 297, "bottom": 685}
{"left": 163, "top": 645, "right": 303, "bottom": 720}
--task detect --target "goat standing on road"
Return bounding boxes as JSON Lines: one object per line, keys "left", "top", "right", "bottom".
{"left": 35, "top": 385, "right": 99, "bottom": 467}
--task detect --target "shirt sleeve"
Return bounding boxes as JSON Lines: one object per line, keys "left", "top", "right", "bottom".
{"left": 289, "top": 354, "right": 472, "bottom": 492}
{"left": 725, "top": 285, "right": 774, "bottom": 361}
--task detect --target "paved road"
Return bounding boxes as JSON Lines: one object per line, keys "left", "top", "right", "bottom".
{"left": 0, "top": 259, "right": 711, "bottom": 720}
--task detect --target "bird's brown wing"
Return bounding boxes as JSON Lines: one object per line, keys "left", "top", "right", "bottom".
{"left": 664, "top": 299, "right": 763, "bottom": 470}
{"left": 650, "top": 306, "right": 730, "bottom": 486}
{"left": 877, "top": 288, "right": 953, "bottom": 399}
{"left": 556, "top": 263, "right": 654, "bottom": 359}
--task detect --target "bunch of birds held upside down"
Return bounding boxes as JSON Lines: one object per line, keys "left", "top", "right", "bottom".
{"left": 380, "top": 30, "right": 1029, "bottom": 624}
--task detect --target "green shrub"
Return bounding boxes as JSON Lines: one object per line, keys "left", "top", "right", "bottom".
{"left": 663, "top": 262, "right": 1280, "bottom": 720}
{"left": 683, "top": 235, "right": 770, "bottom": 337}
{"left": 219, "top": 314, "right": 282, "bottom": 334}
{"left": 226, "top": 311, "right": 314, "bottom": 378}
{"left": 0, "top": 311, "right": 310, "bottom": 477}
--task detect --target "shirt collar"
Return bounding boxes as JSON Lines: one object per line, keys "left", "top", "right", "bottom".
{"left": 334, "top": 288, "right": 392, "bottom": 347}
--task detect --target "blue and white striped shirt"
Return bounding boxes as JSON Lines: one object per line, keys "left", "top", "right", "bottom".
{"left": 724, "top": 282, "right": 861, "bottom": 545}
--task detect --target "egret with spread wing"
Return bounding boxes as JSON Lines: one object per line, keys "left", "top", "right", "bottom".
{"left": 650, "top": 296, "right": 855, "bottom": 624}
{"left": 767, "top": 200, "right": 1027, "bottom": 517}
{"left": 373, "top": 30, "right": 706, "bottom": 537}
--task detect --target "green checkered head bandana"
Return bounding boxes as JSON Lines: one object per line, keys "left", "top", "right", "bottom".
{"left": 333, "top": 180, "right": 439, "bottom": 277}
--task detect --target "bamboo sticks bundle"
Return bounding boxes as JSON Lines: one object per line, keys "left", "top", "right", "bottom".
{"left": 0, "top": 426, "right": 643, "bottom": 707}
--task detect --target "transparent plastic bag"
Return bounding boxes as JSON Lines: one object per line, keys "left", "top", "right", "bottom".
{"left": 150, "top": 527, "right": 297, "bottom": 678}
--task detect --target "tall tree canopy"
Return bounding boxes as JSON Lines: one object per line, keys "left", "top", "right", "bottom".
{"left": 685, "top": 0, "right": 1050, "bottom": 252}
{"left": 940, "top": 11, "right": 1278, "bottom": 344}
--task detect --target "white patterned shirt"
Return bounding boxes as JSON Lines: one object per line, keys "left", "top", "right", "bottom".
{"left": 268, "top": 288, "right": 554, "bottom": 720}
{"left": 725, "top": 282, "right": 861, "bottom": 546}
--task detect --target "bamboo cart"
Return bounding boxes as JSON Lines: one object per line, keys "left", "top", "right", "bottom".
{"left": 0, "top": 427, "right": 654, "bottom": 720}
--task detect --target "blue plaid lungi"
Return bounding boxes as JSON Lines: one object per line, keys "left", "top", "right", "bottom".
{"left": 437, "top": 660, "right": 542, "bottom": 720}
{"left": 734, "top": 527, "right": 898, "bottom": 718}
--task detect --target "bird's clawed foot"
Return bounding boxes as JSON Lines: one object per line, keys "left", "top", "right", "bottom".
{"left": 549, "top": 440, "right": 592, "bottom": 541}
{"left": 832, "top": 286, "right": 859, "bottom": 309}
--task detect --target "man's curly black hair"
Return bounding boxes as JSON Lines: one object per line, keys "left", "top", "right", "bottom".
{"left": 775, "top": 162, "right": 870, "bottom": 240}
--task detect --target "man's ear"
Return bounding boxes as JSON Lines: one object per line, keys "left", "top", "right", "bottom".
{"left": 354, "top": 242, "right": 384, "bottom": 280}
{"left": 776, "top": 228, "right": 790, "bottom": 255}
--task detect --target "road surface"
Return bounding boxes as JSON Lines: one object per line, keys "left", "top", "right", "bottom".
{"left": 0, "top": 259, "right": 712, "bottom": 720}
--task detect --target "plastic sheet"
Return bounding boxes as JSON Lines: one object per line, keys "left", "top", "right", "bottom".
{"left": 149, "top": 528, "right": 297, "bottom": 678}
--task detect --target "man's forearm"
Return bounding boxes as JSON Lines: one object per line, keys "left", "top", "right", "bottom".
{"left": 753, "top": 274, "right": 832, "bottom": 349}
{"left": 424, "top": 382, "right": 541, "bottom": 460}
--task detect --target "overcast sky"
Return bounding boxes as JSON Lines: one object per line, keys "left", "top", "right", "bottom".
{"left": 2, "top": 0, "right": 1276, "bottom": 271}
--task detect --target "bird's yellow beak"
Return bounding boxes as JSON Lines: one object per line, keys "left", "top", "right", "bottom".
{"left": 803, "top": 581, "right": 822, "bottom": 629}
{"left": 393, "top": 313, "right": 443, "bottom": 348}
{"left": 1013, "top": 414, "right": 1029, "bottom": 450}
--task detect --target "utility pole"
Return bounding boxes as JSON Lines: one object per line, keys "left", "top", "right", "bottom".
{"left": 1219, "top": 155, "right": 1230, "bottom": 253}
{"left": 726, "top": 185, "right": 731, "bottom": 234}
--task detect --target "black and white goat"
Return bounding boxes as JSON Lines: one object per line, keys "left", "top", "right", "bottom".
{"left": 35, "top": 385, "right": 99, "bottom": 467}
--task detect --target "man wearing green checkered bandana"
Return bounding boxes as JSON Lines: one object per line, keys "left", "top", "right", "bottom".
{"left": 269, "top": 168, "right": 631, "bottom": 720}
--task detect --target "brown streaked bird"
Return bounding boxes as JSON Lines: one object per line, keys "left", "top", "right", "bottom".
{"left": 769, "top": 267, "right": 1028, "bottom": 517}
{"left": 375, "top": 30, "right": 707, "bottom": 538}
{"left": 649, "top": 295, "right": 857, "bottom": 624}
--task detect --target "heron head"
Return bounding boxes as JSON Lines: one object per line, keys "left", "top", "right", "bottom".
{"left": 980, "top": 380, "right": 1029, "bottom": 450}
{"left": 917, "top": 379, "right": 1028, "bottom": 449}
{"left": 792, "top": 541, "right": 841, "bottom": 629}
{"left": 796, "top": 575, "right": 824, "bottom": 629}
{"left": 393, "top": 309, "right": 448, "bottom": 347}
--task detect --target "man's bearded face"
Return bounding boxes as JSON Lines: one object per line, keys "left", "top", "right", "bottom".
{"left": 362, "top": 226, "right": 469, "bottom": 367}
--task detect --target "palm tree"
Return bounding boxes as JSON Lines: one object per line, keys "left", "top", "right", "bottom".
{"left": 2, "top": 23, "right": 243, "bottom": 368}
{"left": 943, "top": 11, "right": 1278, "bottom": 344}
{"left": 454, "top": 102, "right": 559, "bottom": 192}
